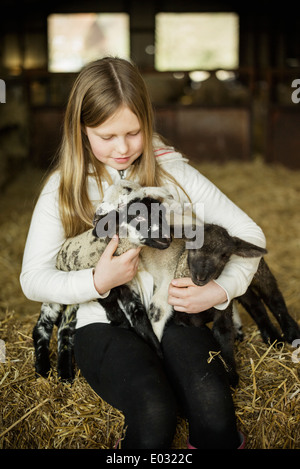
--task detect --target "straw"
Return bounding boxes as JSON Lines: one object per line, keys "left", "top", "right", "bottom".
{"left": 1, "top": 160, "right": 299, "bottom": 448}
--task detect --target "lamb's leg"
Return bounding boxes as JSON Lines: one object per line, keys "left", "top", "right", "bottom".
{"left": 211, "top": 306, "right": 239, "bottom": 388}
{"left": 232, "top": 302, "right": 244, "bottom": 341}
{"left": 33, "top": 303, "right": 62, "bottom": 378}
{"left": 100, "top": 286, "right": 162, "bottom": 358}
{"left": 149, "top": 296, "right": 174, "bottom": 342}
{"left": 57, "top": 305, "right": 78, "bottom": 382}
{"left": 148, "top": 277, "right": 175, "bottom": 341}
{"left": 122, "top": 288, "right": 163, "bottom": 358}
{"left": 100, "top": 287, "right": 132, "bottom": 328}
{"left": 237, "top": 288, "right": 283, "bottom": 344}
{"left": 263, "top": 293, "right": 300, "bottom": 343}
{"left": 251, "top": 260, "right": 300, "bottom": 343}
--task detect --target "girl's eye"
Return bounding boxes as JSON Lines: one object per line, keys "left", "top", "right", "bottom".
{"left": 101, "top": 136, "right": 113, "bottom": 141}
{"left": 128, "top": 130, "right": 140, "bottom": 137}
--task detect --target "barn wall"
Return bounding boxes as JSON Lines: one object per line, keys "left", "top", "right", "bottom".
{"left": 0, "top": 1, "right": 300, "bottom": 188}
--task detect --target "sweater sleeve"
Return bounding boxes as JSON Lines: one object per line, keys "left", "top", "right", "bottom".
{"left": 20, "top": 174, "right": 105, "bottom": 305}
{"left": 158, "top": 154, "right": 266, "bottom": 309}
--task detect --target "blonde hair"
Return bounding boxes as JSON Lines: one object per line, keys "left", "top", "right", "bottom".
{"left": 53, "top": 57, "right": 181, "bottom": 238}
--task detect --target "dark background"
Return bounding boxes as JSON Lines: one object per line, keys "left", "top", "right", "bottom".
{"left": 1, "top": 0, "right": 300, "bottom": 189}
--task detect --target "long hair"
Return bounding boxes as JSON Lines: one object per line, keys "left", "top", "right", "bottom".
{"left": 52, "top": 57, "right": 180, "bottom": 237}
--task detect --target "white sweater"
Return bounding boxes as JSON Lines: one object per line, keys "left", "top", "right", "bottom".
{"left": 20, "top": 145, "right": 266, "bottom": 329}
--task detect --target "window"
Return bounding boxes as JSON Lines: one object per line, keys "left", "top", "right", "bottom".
{"left": 48, "top": 13, "right": 130, "bottom": 72}
{"left": 155, "top": 12, "right": 239, "bottom": 71}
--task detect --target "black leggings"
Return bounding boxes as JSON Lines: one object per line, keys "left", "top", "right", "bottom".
{"left": 74, "top": 320, "right": 240, "bottom": 449}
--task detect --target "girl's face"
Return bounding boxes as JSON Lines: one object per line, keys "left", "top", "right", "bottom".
{"left": 85, "top": 106, "right": 144, "bottom": 170}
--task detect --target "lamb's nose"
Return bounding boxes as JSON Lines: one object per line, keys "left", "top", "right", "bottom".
{"left": 195, "top": 275, "right": 208, "bottom": 286}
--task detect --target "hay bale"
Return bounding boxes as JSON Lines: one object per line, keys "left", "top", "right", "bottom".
{"left": 1, "top": 160, "right": 299, "bottom": 449}
{"left": 233, "top": 326, "right": 300, "bottom": 449}
{"left": 0, "top": 310, "right": 126, "bottom": 449}
{"left": 1, "top": 310, "right": 299, "bottom": 449}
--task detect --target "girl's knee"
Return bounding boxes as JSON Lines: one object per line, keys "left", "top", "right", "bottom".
{"left": 188, "top": 399, "right": 240, "bottom": 449}
{"left": 123, "top": 396, "right": 177, "bottom": 449}
{"left": 189, "top": 421, "right": 240, "bottom": 449}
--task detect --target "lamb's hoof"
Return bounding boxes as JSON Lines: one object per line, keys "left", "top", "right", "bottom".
{"left": 260, "top": 326, "right": 283, "bottom": 345}
{"left": 57, "top": 365, "right": 75, "bottom": 384}
{"left": 34, "top": 359, "right": 51, "bottom": 379}
{"left": 58, "top": 371, "right": 75, "bottom": 384}
{"left": 234, "top": 328, "right": 244, "bottom": 342}
{"left": 283, "top": 323, "right": 300, "bottom": 344}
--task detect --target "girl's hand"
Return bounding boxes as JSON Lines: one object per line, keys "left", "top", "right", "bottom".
{"left": 93, "top": 235, "right": 141, "bottom": 295}
{"left": 168, "top": 277, "right": 227, "bottom": 314}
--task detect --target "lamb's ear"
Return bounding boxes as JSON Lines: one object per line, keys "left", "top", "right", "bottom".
{"left": 93, "top": 212, "right": 102, "bottom": 227}
{"left": 232, "top": 237, "right": 267, "bottom": 258}
{"left": 93, "top": 201, "right": 116, "bottom": 226}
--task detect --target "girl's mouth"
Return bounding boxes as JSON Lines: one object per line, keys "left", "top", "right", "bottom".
{"left": 114, "top": 157, "right": 130, "bottom": 164}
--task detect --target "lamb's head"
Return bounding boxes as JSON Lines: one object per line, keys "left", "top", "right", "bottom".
{"left": 187, "top": 224, "right": 267, "bottom": 286}
{"left": 93, "top": 181, "right": 172, "bottom": 249}
{"left": 93, "top": 180, "right": 142, "bottom": 220}
{"left": 123, "top": 195, "right": 172, "bottom": 249}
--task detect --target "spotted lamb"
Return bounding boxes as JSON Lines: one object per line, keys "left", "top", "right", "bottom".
{"left": 33, "top": 181, "right": 174, "bottom": 381}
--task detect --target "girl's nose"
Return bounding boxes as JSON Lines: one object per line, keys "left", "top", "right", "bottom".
{"left": 115, "top": 137, "right": 128, "bottom": 155}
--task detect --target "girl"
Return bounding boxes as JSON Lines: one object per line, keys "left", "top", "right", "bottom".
{"left": 20, "top": 57, "right": 265, "bottom": 449}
